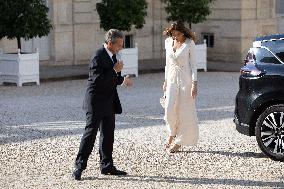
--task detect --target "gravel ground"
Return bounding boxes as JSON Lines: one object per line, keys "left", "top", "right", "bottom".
{"left": 0, "top": 72, "right": 284, "bottom": 189}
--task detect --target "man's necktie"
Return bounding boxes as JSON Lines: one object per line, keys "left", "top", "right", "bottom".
{"left": 112, "top": 54, "right": 117, "bottom": 64}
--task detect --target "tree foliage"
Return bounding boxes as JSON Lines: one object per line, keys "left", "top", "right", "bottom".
{"left": 162, "top": 0, "right": 215, "bottom": 28}
{"left": 96, "top": 0, "right": 148, "bottom": 31}
{"left": 0, "top": 0, "right": 52, "bottom": 50}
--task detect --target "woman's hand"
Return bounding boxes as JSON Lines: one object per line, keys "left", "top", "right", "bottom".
{"left": 163, "top": 80, "right": 167, "bottom": 91}
{"left": 172, "top": 40, "right": 180, "bottom": 52}
{"left": 191, "top": 81, "right": 197, "bottom": 99}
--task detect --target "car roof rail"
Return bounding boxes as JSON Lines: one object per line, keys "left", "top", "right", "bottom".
{"left": 254, "top": 34, "right": 284, "bottom": 42}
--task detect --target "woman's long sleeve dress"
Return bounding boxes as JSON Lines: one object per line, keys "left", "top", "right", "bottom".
{"left": 164, "top": 38, "right": 199, "bottom": 146}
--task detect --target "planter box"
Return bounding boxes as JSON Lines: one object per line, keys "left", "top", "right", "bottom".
{"left": 0, "top": 50, "right": 40, "bottom": 86}
{"left": 195, "top": 40, "right": 207, "bottom": 72}
{"left": 119, "top": 47, "right": 138, "bottom": 77}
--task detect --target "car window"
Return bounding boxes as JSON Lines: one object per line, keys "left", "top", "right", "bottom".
{"left": 276, "top": 52, "right": 284, "bottom": 62}
{"left": 261, "top": 40, "right": 284, "bottom": 62}
{"left": 251, "top": 47, "right": 281, "bottom": 64}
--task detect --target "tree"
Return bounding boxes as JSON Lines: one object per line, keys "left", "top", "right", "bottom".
{"left": 96, "top": 0, "right": 148, "bottom": 31}
{"left": 161, "top": 0, "right": 215, "bottom": 28}
{"left": 0, "top": 0, "right": 52, "bottom": 51}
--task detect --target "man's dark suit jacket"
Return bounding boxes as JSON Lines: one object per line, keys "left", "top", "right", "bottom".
{"left": 83, "top": 47, "right": 124, "bottom": 116}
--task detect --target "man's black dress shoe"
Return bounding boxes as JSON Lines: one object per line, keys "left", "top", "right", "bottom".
{"left": 101, "top": 166, "right": 127, "bottom": 175}
{"left": 72, "top": 169, "right": 83, "bottom": 180}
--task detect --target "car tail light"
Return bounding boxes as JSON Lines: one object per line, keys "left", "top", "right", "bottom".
{"left": 241, "top": 68, "right": 262, "bottom": 76}
{"left": 240, "top": 63, "right": 264, "bottom": 77}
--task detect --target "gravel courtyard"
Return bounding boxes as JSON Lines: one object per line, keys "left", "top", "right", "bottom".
{"left": 0, "top": 72, "right": 283, "bottom": 189}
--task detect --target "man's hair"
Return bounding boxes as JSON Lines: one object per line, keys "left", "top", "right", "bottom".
{"left": 105, "top": 29, "right": 124, "bottom": 44}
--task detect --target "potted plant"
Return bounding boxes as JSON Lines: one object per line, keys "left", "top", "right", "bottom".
{"left": 162, "top": 0, "right": 215, "bottom": 28}
{"left": 0, "top": 0, "right": 52, "bottom": 86}
{"left": 96, "top": 0, "right": 148, "bottom": 77}
{"left": 161, "top": 0, "right": 215, "bottom": 71}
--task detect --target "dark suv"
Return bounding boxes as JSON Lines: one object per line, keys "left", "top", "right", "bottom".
{"left": 234, "top": 34, "right": 284, "bottom": 161}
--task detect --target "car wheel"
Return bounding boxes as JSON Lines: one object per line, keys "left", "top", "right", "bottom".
{"left": 255, "top": 104, "right": 284, "bottom": 161}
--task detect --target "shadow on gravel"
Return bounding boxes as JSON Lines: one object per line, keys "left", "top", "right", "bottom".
{"left": 0, "top": 113, "right": 164, "bottom": 144}
{"left": 187, "top": 150, "right": 266, "bottom": 159}
{"left": 196, "top": 106, "right": 235, "bottom": 122}
{"left": 82, "top": 175, "right": 284, "bottom": 188}
{"left": 0, "top": 121, "right": 85, "bottom": 144}
{"left": 0, "top": 105, "right": 237, "bottom": 145}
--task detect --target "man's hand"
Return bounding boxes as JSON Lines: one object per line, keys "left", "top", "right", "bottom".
{"left": 123, "top": 75, "right": 133, "bottom": 87}
{"left": 113, "top": 60, "right": 123, "bottom": 73}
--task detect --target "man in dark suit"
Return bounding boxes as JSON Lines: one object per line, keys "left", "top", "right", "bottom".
{"left": 72, "top": 29, "right": 133, "bottom": 180}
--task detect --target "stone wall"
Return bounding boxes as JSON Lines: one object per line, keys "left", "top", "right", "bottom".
{"left": 240, "top": 0, "right": 276, "bottom": 63}
{"left": 48, "top": 0, "right": 169, "bottom": 66}
{"left": 193, "top": 0, "right": 242, "bottom": 67}
{"left": 0, "top": 0, "right": 283, "bottom": 70}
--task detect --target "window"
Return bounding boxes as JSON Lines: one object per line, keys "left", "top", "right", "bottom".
{"left": 276, "top": 0, "right": 284, "bottom": 14}
{"left": 202, "top": 33, "right": 214, "bottom": 47}
{"left": 252, "top": 47, "right": 281, "bottom": 64}
{"left": 261, "top": 40, "right": 284, "bottom": 62}
{"left": 124, "top": 35, "right": 133, "bottom": 48}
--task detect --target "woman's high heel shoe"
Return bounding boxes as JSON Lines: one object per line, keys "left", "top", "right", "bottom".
{"left": 164, "top": 143, "right": 171, "bottom": 148}
{"left": 169, "top": 144, "right": 181, "bottom": 153}
{"left": 164, "top": 136, "right": 175, "bottom": 149}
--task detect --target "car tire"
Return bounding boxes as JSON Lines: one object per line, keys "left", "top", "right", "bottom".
{"left": 255, "top": 104, "right": 284, "bottom": 161}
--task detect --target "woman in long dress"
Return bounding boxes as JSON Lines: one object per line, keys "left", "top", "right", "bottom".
{"left": 163, "top": 22, "right": 199, "bottom": 153}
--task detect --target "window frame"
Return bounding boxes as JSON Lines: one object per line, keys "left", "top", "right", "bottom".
{"left": 202, "top": 33, "right": 214, "bottom": 48}
{"left": 124, "top": 35, "right": 133, "bottom": 49}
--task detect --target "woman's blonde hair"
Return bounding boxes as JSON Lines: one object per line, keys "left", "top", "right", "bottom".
{"left": 163, "top": 22, "right": 196, "bottom": 42}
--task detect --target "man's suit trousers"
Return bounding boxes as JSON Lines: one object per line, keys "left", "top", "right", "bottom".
{"left": 75, "top": 112, "right": 115, "bottom": 171}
